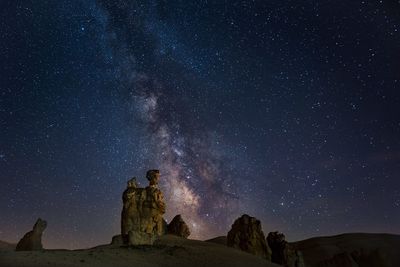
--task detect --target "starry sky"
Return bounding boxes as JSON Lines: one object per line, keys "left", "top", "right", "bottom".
{"left": 1, "top": 0, "right": 400, "bottom": 249}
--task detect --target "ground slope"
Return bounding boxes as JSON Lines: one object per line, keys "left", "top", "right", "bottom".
{"left": 291, "top": 233, "right": 400, "bottom": 267}
{"left": 0, "top": 240, "right": 15, "bottom": 251}
{"left": 206, "top": 233, "right": 400, "bottom": 267}
{"left": 3, "top": 233, "right": 399, "bottom": 267}
{"left": 0, "top": 235, "right": 278, "bottom": 267}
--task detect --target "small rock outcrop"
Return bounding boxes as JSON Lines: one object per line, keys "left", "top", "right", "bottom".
{"left": 267, "top": 231, "right": 304, "bottom": 267}
{"left": 227, "top": 214, "right": 271, "bottom": 260}
{"left": 16, "top": 218, "right": 47, "bottom": 251}
{"left": 167, "top": 215, "right": 190, "bottom": 238}
{"left": 121, "top": 170, "right": 166, "bottom": 245}
{"left": 110, "top": 234, "right": 123, "bottom": 246}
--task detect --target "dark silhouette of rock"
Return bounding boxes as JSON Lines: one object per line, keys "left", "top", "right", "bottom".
{"left": 110, "top": 235, "right": 123, "bottom": 246}
{"left": 15, "top": 218, "right": 47, "bottom": 251}
{"left": 121, "top": 170, "right": 166, "bottom": 245}
{"left": 167, "top": 215, "right": 190, "bottom": 238}
{"left": 227, "top": 214, "right": 271, "bottom": 260}
{"left": 162, "top": 218, "right": 168, "bottom": 235}
{"left": 267, "top": 231, "right": 304, "bottom": 267}
{"left": 267, "top": 231, "right": 286, "bottom": 265}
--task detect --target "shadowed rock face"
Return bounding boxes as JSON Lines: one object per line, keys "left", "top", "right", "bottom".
{"left": 15, "top": 218, "right": 47, "bottom": 251}
{"left": 167, "top": 215, "right": 190, "bottom": 238}
{"left": 121, "top": 170, "right": 166, "bottom": 245}
{"left": 110, "top": 235, "right": 123, "bottom": 246}
{"left": 227, "top": 214, "right": 271, "bottom": 260}
{"left": 267, "top": 232, "right": 287, "bottom": 265}
{"left": 267, "top": 231, "right": 304, "bottom": 267}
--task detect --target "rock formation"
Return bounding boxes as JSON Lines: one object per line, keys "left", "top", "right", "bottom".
{"left": 227, "top": 214, "right": 271, "bottom": 260}
{"left": 267, "top": 231, "right": 286, "bottom": 264}
{"left": 267, "top": 231, "right": 304, "bottom": 267}
{"left": 110, "top": 234, "right": 123, "bottom": 246}
{"left": 121, "top": 170, "right": 166, "bottom": 245}
{"left": 167, "top": 214, "right": 190, "bottom": 238}
{"left": 15, "top": 218, "right": 47, "bottom": 251}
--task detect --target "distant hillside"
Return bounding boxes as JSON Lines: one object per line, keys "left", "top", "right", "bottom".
{"left": 0, "top": 240, "right": 15, "bottom": 250}
{"left": 205, "top": 236, "right": 227, "bottom": 246}
{"left": 206, "top": 233, "right": 400, "bottom": 267}
{"left": 291, "top": 233, "right": 400, "bottom": 267}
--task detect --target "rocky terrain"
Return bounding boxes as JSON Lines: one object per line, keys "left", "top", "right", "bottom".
{"left": 2, "top": 170, "right": 399, "bottom": 267}
{"left": 2, "top": 233, "right": 400, "bottom": 267}
{"left": 0, "top": 235, "right": 279, "bottom": 267}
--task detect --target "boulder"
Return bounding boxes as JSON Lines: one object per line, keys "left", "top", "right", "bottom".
{"left": 167, "top": 215, "right": 190, "bottom": 238}
{"left": 16, "top": 218, "right": 47, "bottom": 251}
{"left": 121, "top": 170, "right": 166, "bottom": 245}
{"left": 267, "top": 231, "right": 304, "bottom": 267}
{"left": 227, "top": 214, "right": 271, "bottom": 260}
{"left": 110, "top": 235, "right": 123, "bottom": 246}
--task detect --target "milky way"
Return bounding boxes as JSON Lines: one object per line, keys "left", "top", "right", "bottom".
{"left": 95, "top": 0, "right": 241, "bottom": 238}
{"left": 1, "top": 0, "right": 400, "bottom": 249}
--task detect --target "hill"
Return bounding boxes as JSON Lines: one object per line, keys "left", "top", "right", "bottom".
{"left": 0, "top": 240, "right": 15, "bottom": 250}
{"left": 291, "top": 233, "right": 400, "bottom": 267}
{"left": 2, "top": 233, "right": 400, "bottom": 267}
{"left": 0, "top": 235, "right": 279, "bottom": 267}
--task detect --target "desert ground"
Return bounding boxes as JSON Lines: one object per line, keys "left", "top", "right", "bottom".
{"left": 1, "top": 233, "right": 400, "bottom": 267}
{"left": 0, "top": 235, "right": 279, "bottom": 267}
{"left": 291, "top": 233, "right": 400, "bottom": 267}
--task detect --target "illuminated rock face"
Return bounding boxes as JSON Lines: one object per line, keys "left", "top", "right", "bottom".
{"left": 167, "top": 214, "right": 190, "bottom": 238}
{"left": 16, "top": 218, "right": 47, "bottom": 251}
{"left": 121, "top": 170, "right": 166, "bottom": 245}
{"left": 227, "top": 214, "right": 271, "bottom": 260}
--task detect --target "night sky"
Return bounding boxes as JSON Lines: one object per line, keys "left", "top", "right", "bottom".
{"left": 1, "top": 0, "right": 400, "bottom": 249}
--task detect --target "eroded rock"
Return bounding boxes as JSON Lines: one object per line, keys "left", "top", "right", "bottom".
{"left": 167, "top": 215, "right": 190, "bottom": 238}
{"left": 267, "top": 231, "right": 304, "bottom": 267}
{"left": 121, "top": 170, "right": 166, "bottom": 245}
{"left": 16, "top": 218, "right": 47, "bottom": 251}
{"left": 128, "top": 231, "right": 156, "bottom": 246}
{"left": 227, "top": 214, "right": 271, "bottom": 260}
